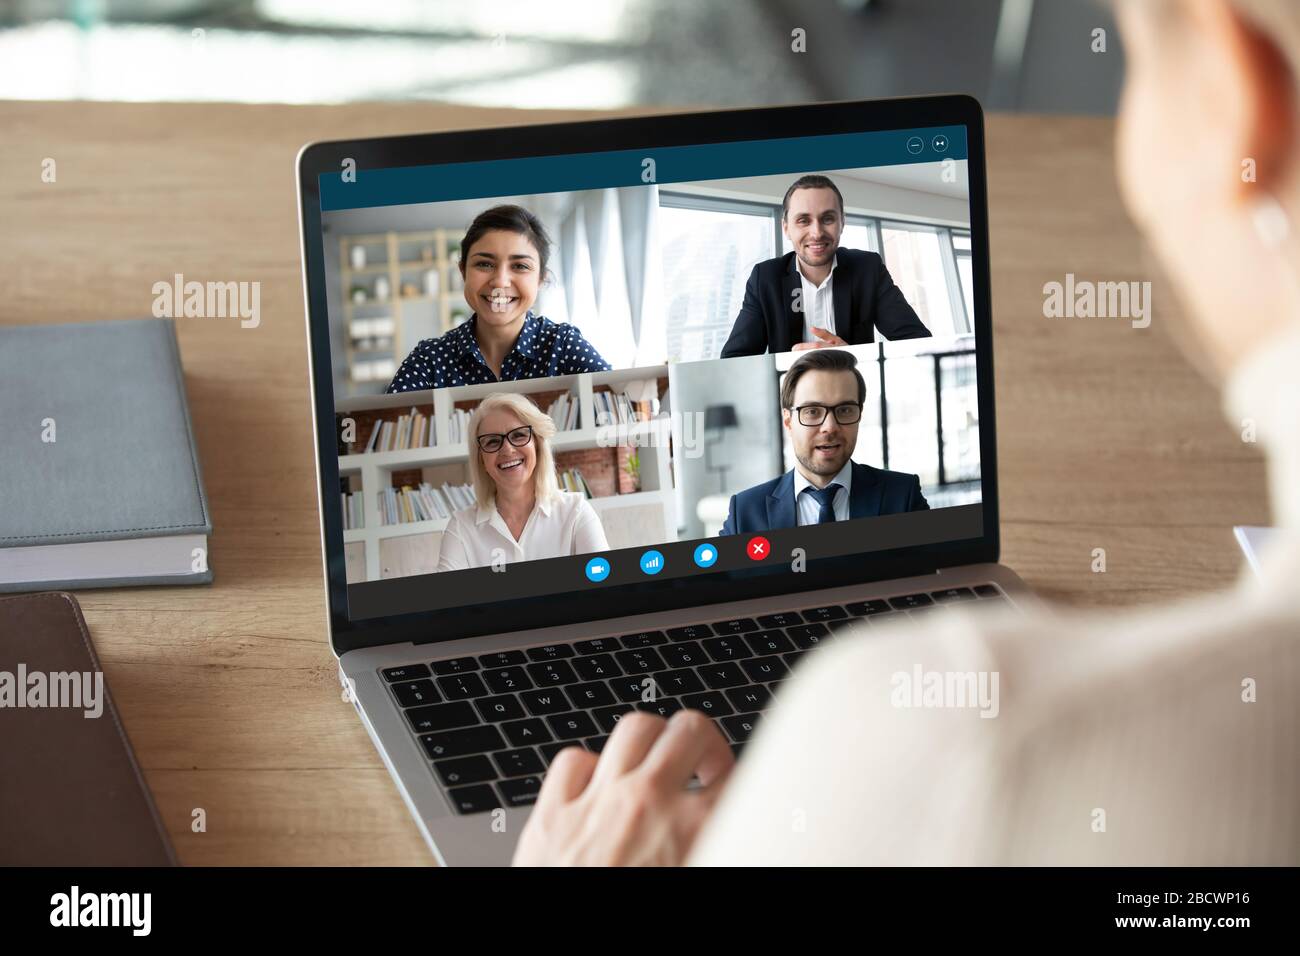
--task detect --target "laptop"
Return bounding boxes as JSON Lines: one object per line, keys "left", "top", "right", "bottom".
{"left": 296, "top": 95, "right": 1030, "bottom": 866}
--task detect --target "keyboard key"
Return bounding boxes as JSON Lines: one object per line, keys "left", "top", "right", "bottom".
{"left": 566, "top": 680, "right": 616, "bottom": 709}
{"left": 744, "top": 630, "right": 794, "bottom": 655}
{"left": 501, "top": 717, "right": 553, "bottom": 747}
{"left": 653, "top": 668, "right": 705, "bottom": 695}
{"left": 768, "top": 681, "right": 786, "bottom": 695}
{"left": 492, "top": 747, "right": 545, "bottom": 777}
{"left": 615, "top": 648, "right": 666, "bottom": 673}
{"left": 741, "top": 655, "right": 788, "bottom": 683}
{"left": 525, "top": 660, "right": 579, "bottom": 686}
{"left": 585, "top": 735, "right": 610, "bottom": 753}
{"left": 827, "top": 618, "right": 862, "bottom": 633}
{"left": 475, "top": 694, "right": 526, "bottom": 722}
{"left": 757, "top": 611, "right": 803, "bottom": 628}
{"left": 782, "top": 651, "right": 806, "bottom": 670}
{"left": 391, "top": 679, "right": 441, "bottom": 708}
{"left": 573, "top": 654, "right": 622, "bottom": 681}
{"left": 406, "top": 701, "right": 479, "bottom": 734}
{"left": 479, "top": 650, "right": 526, "bottom": 668}
{"left": 667, "top": 623, "right": 713, "bottom": 641}
{"left": 610, "top": 676, "right": 656, "bottom": 702}
{"left": 931, "top": 587, "right": 977, "bottom": 603}
{"left": 593, "top": 704, "right": 634, "bottom": 733}
{"left": 547, "top": 711, "right": 599, "bottom": 740}
{"left": 889, "top": 593, "right": 933, "bottom": 610}
{"left": 432, "top": 656, "right": 480, "bottom": 675}
{"left": 703, "top": 635, "right": 753, "bottom": 662}
{"left": 420, "top": 725, "right": 506, "bottom": 760}
{"left": 845, "top": 599, "right": 891, "bottom": 616}
{"left": 681, "top": 691, "right": 734, "bottom": 717}
{"left": 436, "top": 673, "right": 489, "bottom": 700}
{"left": 711, "top": 617, "right": 759, "bottom": 634}
{"left": 539, "top": 741, "right": 580, "bottom": 765}
{"left": 661, "top": 641, "right": 708, "bottom": 668}
{"left": 382, "top": 663, "right": 429, "bottom": 682}
{"left": 726, "top": 685, "right": 771, "bottom": 713}
{"left": 527, "top": 644, "right": 575, "bottom": 662}
{"left": 801, "top": 605, "right": 848, "bottom": 622}
{"left": 787, "top": 622, "right": 830, "bottom": 648}
{"left": 974, "top": 584, "right": 1001, "bottom": 597}
{"left": 483, "top": 666, "right": 533, "bottom": 695}
{"left": 447, "top": 784, "right": 500, "bottom": 815}
{"left": 700, "top": 662, "right": 748, "bottom": 689}
{"left": 575, "top": 637, "right": 621, "bottom": 655}
{"left": 497, "top": 776, "right": 542, "bottom": 807}
{"left": 519, "top": 689, "right": 572, "bottom": 716}
{"left": 869, "top": 612, "right": 906, "bottom": 626}
{"left": 434, "top": 754, "right": 496, "bottom": 787}
{"left": 621, "top": 630, "right": 668, "bottom": 647}
{"left": 636, "top": 698, "right": 682, "bottom": 719}
{"left": 721, "top": 713, "right": 761, "bottom": 743}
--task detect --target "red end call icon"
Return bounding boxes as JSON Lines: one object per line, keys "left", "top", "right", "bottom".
{"left": 746, "top": 536, "right": 771, "bottom": 561}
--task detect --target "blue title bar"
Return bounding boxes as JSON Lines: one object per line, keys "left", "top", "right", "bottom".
{"left": 320, "top": 125, "right": 967, "bottom": 211}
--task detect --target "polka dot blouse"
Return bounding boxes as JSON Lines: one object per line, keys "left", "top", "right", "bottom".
{"left": 386, "top": 312, "right": 611, "bottom": 392}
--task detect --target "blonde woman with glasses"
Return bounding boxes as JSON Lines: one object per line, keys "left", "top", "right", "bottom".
{"left": 436, "top": 393, "right": 609, "bottom": 572}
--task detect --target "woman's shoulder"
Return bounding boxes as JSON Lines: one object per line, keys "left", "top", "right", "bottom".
{"left": 552, "top": 490, "right": 598, "bottom": 517}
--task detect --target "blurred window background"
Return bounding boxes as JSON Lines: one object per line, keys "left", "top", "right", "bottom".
{"left": 1, "top": 0, "right": 1121, "bottom": 110}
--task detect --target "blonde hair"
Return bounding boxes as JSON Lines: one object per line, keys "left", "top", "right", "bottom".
{"left": 466, "top": 392, "right": 560, "bottom": 510}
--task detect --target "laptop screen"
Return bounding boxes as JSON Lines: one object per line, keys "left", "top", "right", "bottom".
{"left": 312, "top": 120, "right": 984, "bottom": 624}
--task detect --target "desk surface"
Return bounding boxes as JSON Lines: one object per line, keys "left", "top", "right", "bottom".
{"left": 1, "top": 102, "right": 1268, "bottom": 866}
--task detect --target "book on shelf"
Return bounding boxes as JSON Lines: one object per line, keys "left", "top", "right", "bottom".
{"left": 340, "top": 491, "right": 364, "bottom": 530}
{"left": 545, "top": 391, "right": 580, "bottom": 430}
{"left": 358, "top": 407, "right": 434, "bottom": 454}
{"left": 556, "top": 468, "right": 593, "bottom": 498}
{"left": 592, "top": 383, "right": 660, "bottom": 426}
{"left": 379, "top": 481, "right": 475, "bottom": 526}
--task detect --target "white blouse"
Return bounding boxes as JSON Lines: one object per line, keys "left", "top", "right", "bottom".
{"left": 435, "top": 491, "right": 610, "bottom": 572}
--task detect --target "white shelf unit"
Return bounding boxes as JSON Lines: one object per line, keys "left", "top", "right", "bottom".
{"left": 336, "top": 367, "right": 674, "bottom": 582}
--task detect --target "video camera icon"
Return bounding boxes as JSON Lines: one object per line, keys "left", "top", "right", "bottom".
{"left": 585, "top": 557, "right": 611, "bottom": 582}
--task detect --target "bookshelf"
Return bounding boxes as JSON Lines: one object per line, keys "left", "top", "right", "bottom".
{"left": 335, "top": 367, "right": 674, "bottom": 583}
{"left": 338, "top": 228, "right": 468, "bottom": 386}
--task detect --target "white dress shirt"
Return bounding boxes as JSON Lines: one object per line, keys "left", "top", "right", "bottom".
{"left": 435, "top": 491, "right": 609, "bottom": 572}
{"left": 690, "top": 323, "right": 1300, "bottom": 865}
{"left": 793, "top": 460, "right": 852, "bottom": 525}
{"left": 796, "top": 254, "right": 837, "bottom": 343}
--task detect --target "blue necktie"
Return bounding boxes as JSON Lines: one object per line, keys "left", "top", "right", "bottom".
{"left": 805, "top": 483, "right": 842, "bottom": 524}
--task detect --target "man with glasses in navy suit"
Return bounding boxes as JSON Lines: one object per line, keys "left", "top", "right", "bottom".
{"left": 720, "top": 349, "right": 929, "bottom": 536}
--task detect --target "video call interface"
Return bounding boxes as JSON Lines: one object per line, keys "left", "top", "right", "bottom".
{"left": 318, "top": 125, "right": 984, "bottom": 620}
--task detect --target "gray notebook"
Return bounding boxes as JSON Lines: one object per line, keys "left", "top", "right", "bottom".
{"left": 0, "top": 318, "right": 212, "bottom": 591}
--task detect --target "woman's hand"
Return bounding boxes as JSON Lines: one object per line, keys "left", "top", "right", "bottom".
{"left": 512, "top": 709, "right": 736, "bottom": 866}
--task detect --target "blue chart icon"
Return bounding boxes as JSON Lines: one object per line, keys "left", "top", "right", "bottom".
{"left": 585, "top": 557, "right": 611, "bottom": 582}
{"left": 693, "top": 542, "right": 718, "bottom": 568}
{"left": 639, "top": 550, "right": 665, "bottom": 575}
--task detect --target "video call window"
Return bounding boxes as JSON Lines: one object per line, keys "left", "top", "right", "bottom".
{"left": 318, "top": 128, "right": 984, "bottom": 609}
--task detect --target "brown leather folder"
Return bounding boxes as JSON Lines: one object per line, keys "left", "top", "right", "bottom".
{"left": 0, "top": 591, "right": 177, "bottom": 866}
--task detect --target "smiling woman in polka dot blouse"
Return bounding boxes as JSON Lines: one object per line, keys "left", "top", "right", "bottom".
{"left": 386, "top": 205, "right": 611, "bottom": 391}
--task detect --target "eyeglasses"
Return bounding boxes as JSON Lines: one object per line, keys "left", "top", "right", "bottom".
{"left": 476, "top": 425, "right": 534, "bottom": 453}
{"left": 792, "top": 402, "right": 862, "bottom": 426}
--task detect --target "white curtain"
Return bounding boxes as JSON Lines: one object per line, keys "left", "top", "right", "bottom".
{"left": 551, "top": 186, "right": 662, "bottom": 369}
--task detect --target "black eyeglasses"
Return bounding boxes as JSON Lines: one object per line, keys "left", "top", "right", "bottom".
{"left": 476, "top": 425, "right": 534, "bottom": 453}
{"left": 792, "top": 402, "right": 862, "bottom": 426}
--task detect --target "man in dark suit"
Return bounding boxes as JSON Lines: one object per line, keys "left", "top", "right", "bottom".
{"left": 720, "top": 174, "right": 932, "bottom": 358}
{"left": 720, "top": 349, "right": 928, "bottom": 535}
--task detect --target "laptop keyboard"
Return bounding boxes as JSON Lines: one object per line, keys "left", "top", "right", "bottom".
{"left": 379, "top": 583, "right": 1011, "bottom": 814}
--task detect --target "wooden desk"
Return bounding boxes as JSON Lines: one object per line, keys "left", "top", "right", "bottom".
{"left": 0, "top": 102, "right": 1268, "bottom": 865}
